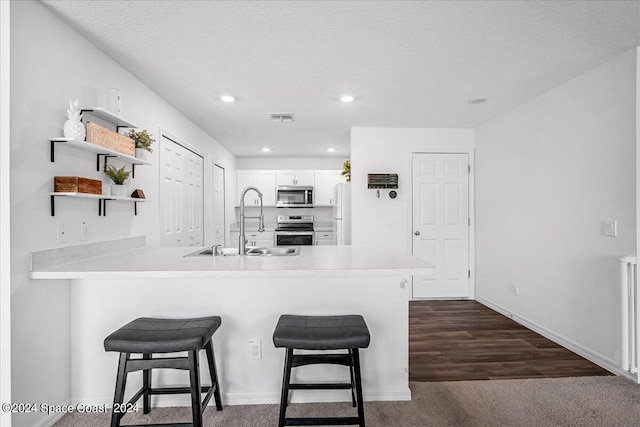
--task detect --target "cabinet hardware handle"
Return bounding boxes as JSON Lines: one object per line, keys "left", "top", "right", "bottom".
{"left": 414, "top": 231, "right": 420, "bottom": 236}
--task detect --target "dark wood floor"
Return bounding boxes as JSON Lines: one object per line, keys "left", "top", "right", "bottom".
{"left": 409, "top": 300, "right": 612, "bottom": 382}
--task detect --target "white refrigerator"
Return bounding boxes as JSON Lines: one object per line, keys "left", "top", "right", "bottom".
{"left": 332, "top": 183, "right": 351, "bottom": 245}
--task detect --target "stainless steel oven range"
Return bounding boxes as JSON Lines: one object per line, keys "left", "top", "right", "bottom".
{"left": 275, "top": 215, "right": 314, "bottom": 246}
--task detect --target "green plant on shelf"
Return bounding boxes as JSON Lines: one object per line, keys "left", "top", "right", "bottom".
{"left": 128, "top": 129, "right": 155, "bottom": 153}
{"left": 104, "top": 165, "right": 131, "bottom": 185}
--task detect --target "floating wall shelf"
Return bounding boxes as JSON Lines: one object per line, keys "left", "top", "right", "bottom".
{"left": 50, "top": 192, "right": 148, "bottom": 217}
{"left": 49, "top": 138, "right": 151, "bottom": 177}
{"left": 48, "top": 107, "right": 150, "bottom": 217}
{"left": 80, "top": 107, "right": 136, "bottom": 130}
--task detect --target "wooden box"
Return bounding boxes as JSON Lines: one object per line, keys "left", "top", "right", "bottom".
{"left": 54, "top": 176, "right": 102, "bottom": 195}
{"left": 85, "top": 121, "right": 135, "bottom": 156}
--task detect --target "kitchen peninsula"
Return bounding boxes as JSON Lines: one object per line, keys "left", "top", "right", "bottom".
{"left": 31, "top": 238, "right": 433, "bottom": 408}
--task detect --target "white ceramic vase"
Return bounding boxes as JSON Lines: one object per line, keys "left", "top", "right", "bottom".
{"left": 111, "top": 184, "right": 128, "bottom": 198}
{"left": 107, "top": 87, "right": 122, "bottom": 116}
{"left": 135, "top": 148, "right": 148, "bottom": 161}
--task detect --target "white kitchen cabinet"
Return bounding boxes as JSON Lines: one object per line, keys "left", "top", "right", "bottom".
{"left": 314, "top": 170, "right": 345, "bottom": 206}
{"left": 315, "top": 231, "right": 336, "bottom": 245}
{"left": 230, "top": 231, "right": 274, "bottom": 247}
{"left": 276, "top": 170, "right": 314, "bottom": 187}
{"left": 236, "top": 170, "right": 276, "bottom": 206}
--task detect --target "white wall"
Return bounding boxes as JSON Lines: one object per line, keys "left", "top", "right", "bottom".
{"left": 10, "top": 2, "right": 236, "bottom": 426}
{"left": 351, "top": 127, "right": 474, "bottom": 253}
{"left": 1, "top": 1, "right": 12, "bottom": 426}
{"left": 236, "top": 157, "right": 347, "bottom": 170}
{"left": 475, "top": 48, "right": 637, "bottom": 368}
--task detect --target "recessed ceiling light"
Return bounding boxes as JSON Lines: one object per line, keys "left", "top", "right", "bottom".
{"left": 468, "top": 96, "right": 488, "bottom": 104}
{"left": 327, "top": 148, "right": 336, "bottom": 153}
{"left": 261, "top": 148, "right": 271, "bottom": 152}
{"left": 220, "top": 95, "right": 236, "bottom": 103}
{"left": 340, "top": 95, "right": 355, "bottom": 103}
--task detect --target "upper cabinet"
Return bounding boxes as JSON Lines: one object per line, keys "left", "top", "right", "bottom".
{"left": 276, "top": 170, "right": 314, "bottom": 187}
{"left": 237, "top": 170, "right": 276, "bottom": 206}
{"left": 237, "top": 169, "right": 344, "bottom": 207}
{"left": 314, "top": 170, "right": 346, "bottom": 206}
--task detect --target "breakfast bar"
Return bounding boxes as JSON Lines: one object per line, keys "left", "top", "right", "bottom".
{"left": 31, "top": 240, "right": 433, "bottom": 409}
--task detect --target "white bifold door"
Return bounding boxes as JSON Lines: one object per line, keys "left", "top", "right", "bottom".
{"left": 212, "top": 164, "right": 225, "bottom": 246}
{"left": 412, "top": 153, "right": 470, "bottom": 298}
{"left": 160, "top": 135, "right": 204, "bottom": 247}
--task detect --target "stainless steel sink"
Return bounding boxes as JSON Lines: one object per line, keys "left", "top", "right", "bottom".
{"left": 246, "top": 247, "right": 300, "bottom": 256}
{"left": 184, "top": 246, "right": 299, "bottom": 257}
{"left": 184, "top": 247, "right": 240, "bottom": 257}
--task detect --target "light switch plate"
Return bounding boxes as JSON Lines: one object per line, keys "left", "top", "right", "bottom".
{"left": 80, "top": 221, "right": 89, "bottom": 241}
{"left": 603, "top": 220, "right": 617, "bottom": 237}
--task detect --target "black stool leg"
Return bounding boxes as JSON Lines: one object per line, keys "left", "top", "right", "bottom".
{"left": 142, "top": 353, "right": 151, "bottom": 414}
{"left": 110, "top": 352, "right": 129, "bottom": 427}
{"left": 349, "top": 349, "right": 357, "bottom": 408}
{"left": 352, "top": 349, "right": 366, "bottom": 427}
{"left": 188, "top": 350, "right": 203, "bottom": 427}
{"left": 278, "top": 348, "right": 294, "bottom": 427}
{"left": 205, "top": 340, "right": 223, "bottom": 411}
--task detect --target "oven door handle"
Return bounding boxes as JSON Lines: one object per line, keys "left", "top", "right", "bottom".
{"left": 276, "top": 231, "right": 314, "bottom": 235}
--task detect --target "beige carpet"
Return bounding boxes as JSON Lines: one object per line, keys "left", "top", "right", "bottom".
{"left": 55, "top": 376, "right": 640, "bottom": 426}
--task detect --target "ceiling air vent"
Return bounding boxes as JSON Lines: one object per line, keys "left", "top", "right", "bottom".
{"left": 270, "top": 112, "right": 294, "bottom": 122}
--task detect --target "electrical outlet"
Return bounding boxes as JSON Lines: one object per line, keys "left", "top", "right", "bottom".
{"left": 248, "top": 339, "right": 262, "bottom": 360}
{"left": 511, "top": 282, "right": 520, "bottom": 296}
{"left": 80, "top": 221, "right": 89, "bottom": 241}
{"left": 57, "top": 224, "right": 67, "bottom": 243}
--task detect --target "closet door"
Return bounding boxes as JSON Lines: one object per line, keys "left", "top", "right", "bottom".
{"left": 185, "top": 150, "right": 204, "bottom": 246}
{"left": 160, "top": 135, "right": 204, "bottom": 246}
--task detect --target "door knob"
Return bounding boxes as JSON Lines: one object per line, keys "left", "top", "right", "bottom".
{"left": 414, "top": 231, "right": 420, "bottom": 236}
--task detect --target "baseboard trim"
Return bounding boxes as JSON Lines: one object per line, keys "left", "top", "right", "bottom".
{"left": 72, "top": 388, "right": 412, "bottom": 409}
{"left": 30, "top": 399, "right": 70, "bottom": 427}
{"left": 475, "top": 296, "right": 638, "bottom": 382}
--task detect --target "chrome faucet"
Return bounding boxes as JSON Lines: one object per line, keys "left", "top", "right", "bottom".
{"left": 239, "top": 186, "right": 265, "bottom": 255}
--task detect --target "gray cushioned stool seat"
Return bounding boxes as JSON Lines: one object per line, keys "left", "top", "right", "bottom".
{"left": 104, "top": 316, "right": 221, "bottom": 354}
{"left": 273, "top": 314, "right": 370, "bottom": 350}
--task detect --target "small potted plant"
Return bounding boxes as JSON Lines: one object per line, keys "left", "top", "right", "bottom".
{"left": 128, "top": 129, "right": 155, "bottom": 160}
{"left": 104, "top": 165, "right": 131, "bottom": 198}
{"left": 341, "top": 160, "right": 351, "bottom": 182}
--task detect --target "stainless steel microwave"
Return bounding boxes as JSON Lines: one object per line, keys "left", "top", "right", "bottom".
{"left": 276, "top": 186, "right": 314, "bottom": 208}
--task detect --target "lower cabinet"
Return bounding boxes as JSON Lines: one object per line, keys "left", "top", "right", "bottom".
{"left": 315, "top": 231, "right": 336, "bottom": 245}
{"left": 230, "top": 231, "right": 275, "bottom": 247}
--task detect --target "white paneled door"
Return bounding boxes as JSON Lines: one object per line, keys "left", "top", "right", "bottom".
{"left": 160, "top": 135, "right": 204, "bottom": 247}
{"left": 412, "top": 153, "right": 470, "bottom": 298}
{"left": 213, "top": 164, "right": 225, "bottom": 246}
{"left": 185, "top": 150, "right": 203, "bottom": 246}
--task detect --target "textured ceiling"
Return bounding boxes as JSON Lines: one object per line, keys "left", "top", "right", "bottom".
{"left": 41, "top": 0, "right": 640, "bottom": 158}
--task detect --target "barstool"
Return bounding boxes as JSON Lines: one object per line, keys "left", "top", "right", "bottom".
{"left": 273, "top": 314, "right": 370, "bottom": 427}
{"left": 104, "top": 316, "right": 223, "bottom": 427}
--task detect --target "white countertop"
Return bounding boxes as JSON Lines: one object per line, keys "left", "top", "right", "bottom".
{"left": 30, "top": 245, "right": 433, "bottom": 279}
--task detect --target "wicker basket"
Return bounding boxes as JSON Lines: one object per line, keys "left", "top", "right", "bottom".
{"left": 85, "top": 121, "right": 135, "bottom": 156}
